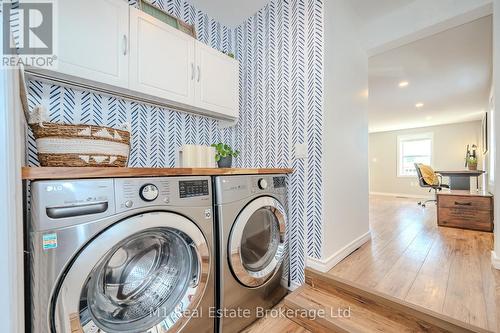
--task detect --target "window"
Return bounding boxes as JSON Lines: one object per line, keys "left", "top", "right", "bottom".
{"left": 397, "top": 133, "right": 433, "bottom": 177}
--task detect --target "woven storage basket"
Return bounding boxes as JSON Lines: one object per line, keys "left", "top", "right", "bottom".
{"left": 30, "top": 122, "right": 130, "bottom": 167}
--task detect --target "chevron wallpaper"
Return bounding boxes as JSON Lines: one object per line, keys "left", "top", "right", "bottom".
{"left": 232, "top": 0, "right": 324, "bottom": 284}
{"left": 25, "top": 0, "right": 323, "bottom": 286}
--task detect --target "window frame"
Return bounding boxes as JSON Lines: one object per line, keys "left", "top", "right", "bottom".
{"left": 397, "top": 132, "right": 434, "bottom": 178}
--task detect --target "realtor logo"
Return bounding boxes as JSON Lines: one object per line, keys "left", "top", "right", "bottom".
{"left": 2, "top": 0, "right": 57, "bottom": 68}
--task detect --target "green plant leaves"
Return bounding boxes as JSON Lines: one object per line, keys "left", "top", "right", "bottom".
{"left": 211, "top": 142, "right": 239, "bottom": 162}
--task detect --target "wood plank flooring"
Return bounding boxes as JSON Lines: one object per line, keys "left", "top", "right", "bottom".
{"left": 328, "top": 195, "right": 500, "bottom": 332}
{"left": 242, "top": 304, "right": 312, "bottom": 333}
{"left": 295, "top": 270, "right": 488, "bottom": 333}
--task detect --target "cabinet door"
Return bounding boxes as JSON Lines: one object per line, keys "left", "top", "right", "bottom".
{"left": 129, "top": 7, "right": 195, "bottom": 105}
{"left": 56, "top": 0, "right": 129, "bottom": 88}
{"left": 194, "top": 41, "right": 239, "bottom": 118}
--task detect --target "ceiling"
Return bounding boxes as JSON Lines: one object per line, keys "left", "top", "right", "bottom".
{"left": 368, "top": 15, "right": 492, "bottom": 133}
{"left": 186, "top": 0, "right": 415, "bottom": 27}
{"left": 349, "top": 0, "right": 415, "bottom": 22}
{"left": 185, "top": 0, "right": 270, "bottom": 27}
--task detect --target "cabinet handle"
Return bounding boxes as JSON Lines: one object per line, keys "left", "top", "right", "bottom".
{"left": 191, "top": 63, "right": 195, "bottom": 80}
{"left": 454, "top": 201, "right": 472, "bottom": 206}
{"left": 197, "top": 65, "right": 201, "bottom": 82}
{"left": 122, "top": 35, "right": 128, "bottom": 56}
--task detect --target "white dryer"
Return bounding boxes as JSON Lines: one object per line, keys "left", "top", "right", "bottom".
{"left": 28, "top": 177, "right": 215, "bottom": 333}
{"left": 214, "top": 175, "right": 289, "bottom": 333}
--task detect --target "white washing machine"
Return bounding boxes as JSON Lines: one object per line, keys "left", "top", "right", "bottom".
{"left": 214, "top": 175, "right": 289, "bottom": 333}
{"left": 28, "top": 176, "right": 215, "bottom": 333}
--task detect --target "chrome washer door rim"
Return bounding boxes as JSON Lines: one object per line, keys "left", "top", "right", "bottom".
{"left": 228, "top": 196, "right": 287, "bottom": 287}
{"left": 53, "top": 212, "right": 210, "bottom": 333}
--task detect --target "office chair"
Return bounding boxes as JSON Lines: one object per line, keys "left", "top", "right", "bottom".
{"left": 414, "top": 163, "right": 450, "bottom": 207}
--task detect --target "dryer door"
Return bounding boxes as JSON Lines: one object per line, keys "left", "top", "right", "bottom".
{"left": 52, "top": 212, "right": 210, "bottom": 333}
{"left": 228, "top": 196, "right": 287, "bottom": 287}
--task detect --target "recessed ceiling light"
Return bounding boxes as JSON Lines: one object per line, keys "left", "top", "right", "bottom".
{"left": 399, "top": 81, "right": 409, "bottom": 87}
{"left": 415, "top": 103, "right": 424, "bottom": 108}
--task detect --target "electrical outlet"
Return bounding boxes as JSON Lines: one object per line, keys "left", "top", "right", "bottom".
{"left": 295, "top": 143, "right": 307, "bottom": 159}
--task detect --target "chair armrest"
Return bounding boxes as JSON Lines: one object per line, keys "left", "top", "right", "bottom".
{"left": 436, "top": 173, "right": 449, "bottom": 187}
{"left": 417, "top": 175, "right": 428, "bottom": 187}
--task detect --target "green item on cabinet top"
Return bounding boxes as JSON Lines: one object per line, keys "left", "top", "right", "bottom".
{"left": 140, "top": 0, "right": 179, "bottom": 29}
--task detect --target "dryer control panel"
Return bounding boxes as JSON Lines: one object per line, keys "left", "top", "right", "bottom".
{"left": 214, "top": 174, "right": 288, "bottom": 204}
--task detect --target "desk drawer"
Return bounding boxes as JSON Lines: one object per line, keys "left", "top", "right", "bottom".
{"left": 438, "top": 207, "right": 493, "bottom": 232}
{"left": 438, "top": 195, "right": 492, "bottom": 211}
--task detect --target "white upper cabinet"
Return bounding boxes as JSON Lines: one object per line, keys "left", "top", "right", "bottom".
{"left": 56, "top": 0, "right": 129, "bottom": 88}
{"left": 194, "top": 41, "right": 239, "bottom": 118}
{"left": 31, "top": 1, "right": 239, "bottom": 121}
{"left": 129, "top": 7, "right": 195, "bottom": 105}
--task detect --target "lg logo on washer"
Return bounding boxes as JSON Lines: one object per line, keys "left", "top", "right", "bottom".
{"left": 45, "top": 185, "right": 63, "bottom": 192}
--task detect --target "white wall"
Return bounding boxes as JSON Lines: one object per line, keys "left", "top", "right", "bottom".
{"left": 0, "top": 68, "right": 26, "bottom": 332}
{"left": 361, "top": 0, "right": 493, "bottom": 55}
{"left": 486, "top": 86, "right": 495, "bottom": 191}
{"left": 493, "top": 0, "right": 500, "bottom": 267}
{"left": 370, "top": 121, "right": 483, "bottom": 197}
{"left": 308, "top": 0, "right": 370, "bottom": 272}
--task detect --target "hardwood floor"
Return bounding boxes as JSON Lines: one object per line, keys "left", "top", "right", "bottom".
{"left": 242, "top": 304, "right": 311, "bottom": 333}
{"left": 328, "top": 195, "right": 500, "bottom": 332}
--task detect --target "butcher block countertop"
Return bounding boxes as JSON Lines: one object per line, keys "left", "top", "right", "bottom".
{"left": 22, "top": 167, "right": 294, "bottom": 180}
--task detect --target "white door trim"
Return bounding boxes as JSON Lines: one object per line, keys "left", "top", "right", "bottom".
{"left": 0, "top": 66, "right": 26, "bottom": 332}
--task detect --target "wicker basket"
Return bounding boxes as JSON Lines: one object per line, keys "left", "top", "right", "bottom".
{"left": 30, "top": 122, "right": 130, "bottom": 167}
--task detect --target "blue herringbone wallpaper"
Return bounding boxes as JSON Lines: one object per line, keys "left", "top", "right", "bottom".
{"left": 26, "top": 0, "right": 323, "bottom": 286}
{"left": 232, "top": 0, "right": 324, "bottom": 284}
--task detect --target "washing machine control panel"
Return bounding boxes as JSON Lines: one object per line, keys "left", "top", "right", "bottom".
{"left": 115, "top": 177, "right": 211, "bottom": 212}
{"left": 179, "top": 180, "right": 209, "bottom": 198}
{"left": 140, "top": 184, "right": 159, "bottom": 202}
{"left": 257, "top": 178, "right": 268, "bottom": 189}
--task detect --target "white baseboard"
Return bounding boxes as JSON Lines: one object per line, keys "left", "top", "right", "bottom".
{"left": 288, "top": 280, "right": 301, "bottom": 291}
{"left": 370, "top": 191, "right": 432, "bottom": 199}
{"left": 281, "top": 277, "right": 300, "bottom": 291}
{"left": 491, "top": 251, "right": 500, "bottom": 270}
{"left": 306, "top": 231, "right": 371, "bottom": 273}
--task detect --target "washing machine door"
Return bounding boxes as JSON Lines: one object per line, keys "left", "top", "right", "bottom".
{"left": 52, "top": 212, "right": 210, "bottom": 333}
{"left": 228, "top": 196, "right": 287, "bottom": 288}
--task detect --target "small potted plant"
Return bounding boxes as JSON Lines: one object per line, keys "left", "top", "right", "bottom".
{"left": 212, "top": 143, "right": 239, "bottom": 168}
{"left": 467, "top": 156, "right": 478, "bottom": 170}
{"left": 465, "top": 144, "right": 478, "bottom": 170}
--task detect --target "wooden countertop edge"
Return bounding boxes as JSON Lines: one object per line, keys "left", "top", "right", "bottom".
{"left": 22, "top": 167, "right": 294, "bottom": 180}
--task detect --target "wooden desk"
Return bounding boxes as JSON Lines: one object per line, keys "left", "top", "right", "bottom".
{"left": 435, "top": 170, "right": 484, "bottom": 190}
{"left": 436, "top": 190, "right": 493, "bottom": 232}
